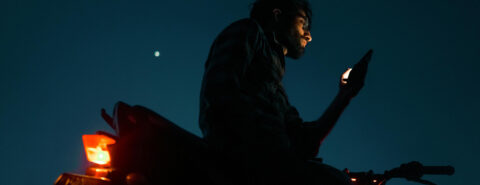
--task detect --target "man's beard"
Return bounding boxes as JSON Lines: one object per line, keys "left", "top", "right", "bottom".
{"left": 277, "top": 27, "right": 305, "bottom": 59}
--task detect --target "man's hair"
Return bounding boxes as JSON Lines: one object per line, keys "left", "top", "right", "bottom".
{"left": 250, "top": 0, "right": 312, "bottom": 29}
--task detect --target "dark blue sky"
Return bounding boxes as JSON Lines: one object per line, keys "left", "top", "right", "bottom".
{"left": 1, "top": 0, "right": 479, "bottom": 185}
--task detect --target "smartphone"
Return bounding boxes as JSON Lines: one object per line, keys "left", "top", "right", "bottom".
{"left": 341, "top": 68, "right": 352, "bottom": 84}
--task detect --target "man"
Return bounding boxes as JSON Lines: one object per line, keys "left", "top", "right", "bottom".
{"left": 199, "top": 0, "right": 372, "bottom": 184}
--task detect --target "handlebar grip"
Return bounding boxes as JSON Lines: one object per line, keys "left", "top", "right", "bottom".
{"left": 422, "top": 166, "right": 455, "bottom": 175}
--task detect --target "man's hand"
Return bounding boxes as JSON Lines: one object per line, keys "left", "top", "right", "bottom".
{"left": 339, "top": 49, "right": 373, "bottom": 99}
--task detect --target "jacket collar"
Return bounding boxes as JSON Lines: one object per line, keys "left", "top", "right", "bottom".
{"left": 265, "top": 31, "right": 286, "bottom": 56}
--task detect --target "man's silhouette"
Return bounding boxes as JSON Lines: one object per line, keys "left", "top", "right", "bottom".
{"left": 199, "top": 0, "right": 372, "bottom": 184}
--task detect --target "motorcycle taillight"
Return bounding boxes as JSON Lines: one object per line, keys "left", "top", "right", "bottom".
{"left": 82, "top": 134, "right": 116, "bottom": 166}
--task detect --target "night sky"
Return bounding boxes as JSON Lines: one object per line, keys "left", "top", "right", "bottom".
{"left": 1, "top": 0, "right": 479, "bottom": 185}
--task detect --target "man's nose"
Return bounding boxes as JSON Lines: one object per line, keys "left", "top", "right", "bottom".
{"left": 304, "top": 31, "right": 312, "bottom": 42}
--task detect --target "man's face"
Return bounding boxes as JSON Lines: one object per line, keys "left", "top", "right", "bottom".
{"left": 277, "top": 10, "right": 312, "bottom": 59}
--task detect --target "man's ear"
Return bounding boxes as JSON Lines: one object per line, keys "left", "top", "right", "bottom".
{"left": 272, "top": 8, "right": 282, "bottom": 22}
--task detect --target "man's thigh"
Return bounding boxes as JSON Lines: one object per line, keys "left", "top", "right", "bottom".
{"left": 247, "top": 159, "right": 353, "bottom": 185}
{"left": 299, "top": 160, "right": 353, "bottom": 185}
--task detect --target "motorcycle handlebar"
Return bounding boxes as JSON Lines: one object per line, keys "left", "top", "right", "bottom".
{"left": 422, "top": 165, "right": 455, "bottom": 175}
{"left": 387, "top": 162, "right": 455, "bottom": 180}
{"left": 346, "top": 162, "right": 455, "bottom": 185}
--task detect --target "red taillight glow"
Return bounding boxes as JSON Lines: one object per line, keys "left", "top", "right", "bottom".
{"left": 82, "top": 135, "right": 116, "bottom": 165}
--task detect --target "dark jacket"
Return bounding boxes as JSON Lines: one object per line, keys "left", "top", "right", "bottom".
{"left": 199, "top": 18, "right": 332, "bottom": 184}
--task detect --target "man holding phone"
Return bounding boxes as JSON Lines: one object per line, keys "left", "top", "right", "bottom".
{"left": 199, "top": 0, "right": 372, "bottom": 184}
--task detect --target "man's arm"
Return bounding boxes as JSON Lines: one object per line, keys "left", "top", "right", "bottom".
{"left": 288, "top": 50, "right": 373, "bottom": 159}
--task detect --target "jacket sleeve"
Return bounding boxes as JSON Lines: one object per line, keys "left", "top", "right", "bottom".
{"left": 285, "top": 106, "right": 326, "bottom": 159}
{"left": 286, "top": 92, "right": 351, "bottom": 160}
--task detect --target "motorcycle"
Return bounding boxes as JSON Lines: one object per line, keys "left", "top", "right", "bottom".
{"left": 54, "top": 102, "right": 454, "bottom": 185}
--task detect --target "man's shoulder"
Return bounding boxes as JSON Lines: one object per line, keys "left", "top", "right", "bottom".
{"left": 225, "top": 18, "right": 262, "bottom": 32}
{"left": 216, "top": 18, "right": 265, "bottom": 42}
